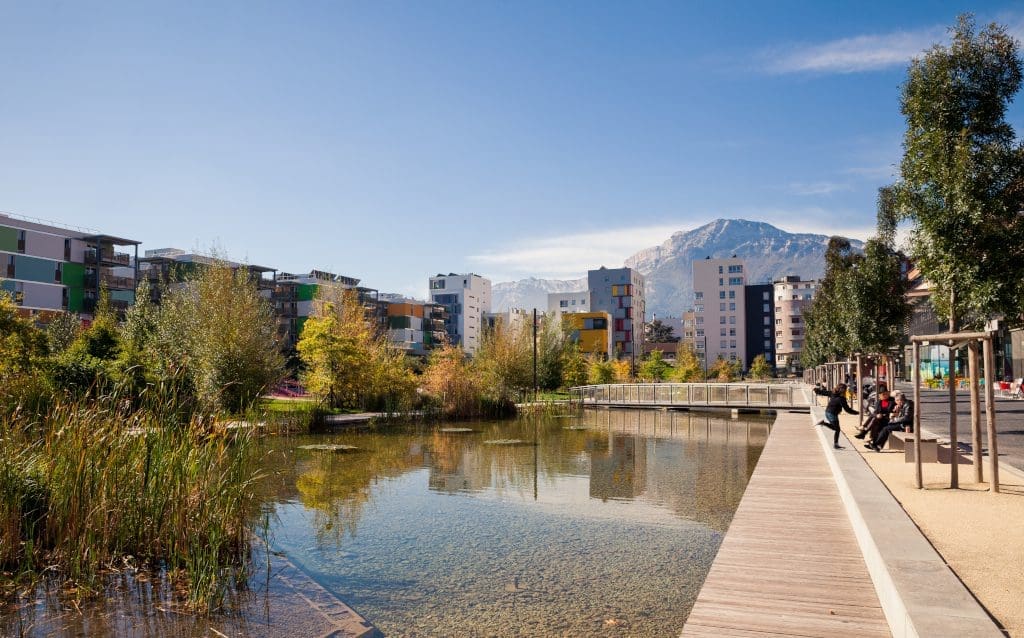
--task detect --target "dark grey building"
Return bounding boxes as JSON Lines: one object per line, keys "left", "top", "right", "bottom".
{"left": 744, "top": 283, "right": 775, "bottom": 371}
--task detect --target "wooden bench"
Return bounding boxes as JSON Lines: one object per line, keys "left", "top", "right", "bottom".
{"left": 888, "top": 430, "right": 939, "bottom": 463}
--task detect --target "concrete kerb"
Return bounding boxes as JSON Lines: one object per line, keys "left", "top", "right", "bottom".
{"left": 806, "top": 388, "right": 1003, "bottom": 638}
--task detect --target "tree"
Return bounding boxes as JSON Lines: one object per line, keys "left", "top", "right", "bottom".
{"left": 611, "top": 358, "right": 632, "bottom": 382}
{"left": 536, "top": 314, "right": 567, "bottom": 390}
{"left": 644, "top": 319, "right": 678, "bottom": 343}
{"left": 708, "top": 356, "right": 740, "bottom": 382}
{"left": 46, "top": 312, "right": 81, "bottom": 355}
{"left": 587, "top": 357, "right": 615, "bottom": 384}
{"left": 0, "top": 289, "right": 46, "bottom": 378}
{"left": 474, "top": 318, "right": 533, "bottom": 405}
{"left": 672, "top": 343, "right": 704, "bottom": 382}
{"left": 803, "top": 237, "right": 860, "bottom": 367}
{"left": 421, "top": 344, "right": 482, "bottom": 418}
{"left": 887, "top": 14, "right": 1024, "bottom": 329}
{"left": 638, "top": 350, "right": 670, "bottom": 382}
{"left": 561, "top": 342, "right": 590, "bottom": 388}
{"left": 748, "top": 354, "right": 772, "bottom": 380}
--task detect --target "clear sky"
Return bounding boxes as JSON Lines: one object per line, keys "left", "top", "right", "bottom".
{"left": 2, "top": 1, "right": 1023, "bottom": 298}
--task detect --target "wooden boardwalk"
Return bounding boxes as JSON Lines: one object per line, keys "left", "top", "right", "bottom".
{"left": 682, "top": 411, "right": 890, "bottom": 637}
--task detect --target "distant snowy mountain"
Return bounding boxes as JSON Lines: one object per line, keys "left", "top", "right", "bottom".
{"left": 491, "top": 277, "right": 587, "bottom": 312}
{"left": 625, "top": 219, "right": 862, "bottom": 317}
{"left": 490, "top": 219, "right": 862, "bottom": 317}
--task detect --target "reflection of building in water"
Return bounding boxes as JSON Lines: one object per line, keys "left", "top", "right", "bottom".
{"left": 582, "top": 408, "right": 771, "bottom": 530}
{"left": 426, "top": 436, "right": 492, "bottom": 493}
{"left": 589, "top": 434, "right": 648, "bottom": 500}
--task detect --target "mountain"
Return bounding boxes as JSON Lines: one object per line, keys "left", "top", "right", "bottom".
{"left": 625, "top": 219, "right": 862, "bottom": 317}
{"left": 491, "top": 277, "right": 587, "bottom": 312}
{"left": 490, "top": 219, "right": 862, "bottom": 316}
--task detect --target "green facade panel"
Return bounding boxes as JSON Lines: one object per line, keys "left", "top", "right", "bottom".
{"left": 295, "top": 316, "right": 308, "bottom": 338}
{"left": 0, "top": 226, "right": 17, "bottom": 252}
{"left": 62, "top": 262, "right": 85, "bottom": 287}
{"left": 67, "top": 286, "right": 84, "bottom": 313}
{"left": 388, "top": 316, "right": 411, "bottom": 329}
{"left": 296, "top": 284, "right": 317, "bottom": 302}
{"left": 111, "top": 290, "right": 135, "bottom": 303}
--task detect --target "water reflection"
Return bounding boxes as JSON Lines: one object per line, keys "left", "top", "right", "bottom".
{"left": 259, "top": 408, "right": 770, "bottom": 637}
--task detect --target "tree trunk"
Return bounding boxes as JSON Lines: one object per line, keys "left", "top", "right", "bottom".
{"left": 983, "top": 337, "right": 1000, "bottom": 493}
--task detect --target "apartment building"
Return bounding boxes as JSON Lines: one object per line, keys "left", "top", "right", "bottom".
{"left": 564, "top": 311, "right": 613, "bottom": 358}
{"left": 692, "top": 257, "right": 746, "bottom": 368}
{"left": 386, "top": 301, "right": 448, "bottom": 357}
{"left": 547, "top": 291, "right": 590, "bottom": 323}
{"left": 428, "top": 273, "right": 492, "bottom": 355}
{"left": 138, "top": 248, "right": 276, "bottom": 304}
{"left": 773, "top": 275, "right": 817, "bottom": 374}
{"left": 587, "top": 266, "right": 645, "bottom": 360}
{"left": 744, "top": 284, "right": 775, "bottom": 370}
{"left": 274, "top": 270, "right": 381, "bottom": 350}
{"left": 0, "top": 212, "right": 139, "bottom": 320}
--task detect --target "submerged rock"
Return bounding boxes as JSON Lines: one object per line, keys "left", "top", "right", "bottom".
{"left": 298, "top": 444, "right": 360, "bottom": 453}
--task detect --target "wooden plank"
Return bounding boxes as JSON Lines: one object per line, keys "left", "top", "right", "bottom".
{"left": 681, "top": 412, "right": 890, "bottom": 637}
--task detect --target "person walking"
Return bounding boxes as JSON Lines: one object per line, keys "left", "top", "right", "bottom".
{"left": 815, "top": 383, "right": 859, "bottom": 449}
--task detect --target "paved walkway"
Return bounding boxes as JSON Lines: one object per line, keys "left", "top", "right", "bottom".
{"left": 682, "top": 411, "right": 890, "bottom": 637}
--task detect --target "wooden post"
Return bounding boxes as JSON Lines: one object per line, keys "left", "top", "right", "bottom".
{"left": 983, "top": 336, "right": 1000, "bottom": 493}
{"left": 968, "top": 340, "right": 982, "bottom": 483}
{"left": 948, "top": 340, "right": 959, "bottom": 489}
{"left": 913, "top": 343, "right": 922, "bottom": 489}
{"left": 856, "top": 354, "right": 863, "bottom": 430}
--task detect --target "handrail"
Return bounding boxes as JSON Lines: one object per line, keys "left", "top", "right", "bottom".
{"left": 567, "top": 382, "right": 809, "bottom": 408}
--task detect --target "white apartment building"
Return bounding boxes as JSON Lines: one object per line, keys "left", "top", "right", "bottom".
{"left": 692, "top": 257, "right": 747, "bottom": 368}
{"left": 428, "top": 273, "right": 492, "bottom": 354}
{"left": 547, "top": 291, "right": 590, "bottom": 322}
{"left": 773, "top": 275, "right": 817, "bottom": 374}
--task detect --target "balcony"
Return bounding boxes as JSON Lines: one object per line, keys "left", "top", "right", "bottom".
{"left": 84, "top": 273, "right": 136, "bottom": 290}
{"left": 85, "top": 248, "right": 132, "bottom": 267}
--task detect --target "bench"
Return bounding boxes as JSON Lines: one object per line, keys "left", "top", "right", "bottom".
{"left": 889, "top": 430, "right": 939, "bottom": 463}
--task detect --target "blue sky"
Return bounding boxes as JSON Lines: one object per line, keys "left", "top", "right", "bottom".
{"left": 2, "top": 1, "right": 1022, "bottom": 298}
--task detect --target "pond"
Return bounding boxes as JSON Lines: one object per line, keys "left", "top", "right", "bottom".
{"left": 1, "top": 408, "right": 770, "bottom": 637}
{"left": 261, "top": 408, "right": 769, "bottom": 636}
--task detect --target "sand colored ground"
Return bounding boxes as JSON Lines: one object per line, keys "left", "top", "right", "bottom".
{"left": 837, "top": 412, "right": 1024, "bottom": 637}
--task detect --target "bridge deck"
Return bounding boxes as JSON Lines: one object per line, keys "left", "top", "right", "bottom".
{"left": 682, "top": 411, "right": 890, "bottom": 637}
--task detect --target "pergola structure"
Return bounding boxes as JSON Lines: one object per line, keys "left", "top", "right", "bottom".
{"left": 910, "top": 331, "right": 1000, "bottom": 493}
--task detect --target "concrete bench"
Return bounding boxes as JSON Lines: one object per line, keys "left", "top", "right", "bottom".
{"left": 889, "top": 430, "right": 939, "bottom": 463}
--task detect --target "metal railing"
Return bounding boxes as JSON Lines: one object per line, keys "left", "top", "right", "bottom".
{"left": 568, "top": 383, "right": 809, "bottom": 408}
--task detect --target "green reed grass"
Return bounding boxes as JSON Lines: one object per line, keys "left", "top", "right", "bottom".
{"left": 0, "top": 383, "right": 262, "bottom": 612}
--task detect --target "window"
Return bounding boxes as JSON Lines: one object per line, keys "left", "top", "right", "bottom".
{"left": 720, "top": 340, "right": 727, "bottom": 348}
{"left": 729, "top": 353, "right": 737, "bottom": 361}
{"left": 720, "top": 316, "right": 726, "bottom": 324}
{"left": 570, "top": 299, "right": 576, "bottom": 305}
{"left": 720, "top": 328, "right": 727, "bottom": 336}
{"left": 719, "top": 291, "right": 726, "bottom": 299}
{"left": 775, "top": 318, "right": 782, "bottom": 325}
{"left": 16, "top": 230, "right": 25, "bottom": 253}
{"left": 720, "top": 303, "right": 726, "bottom": 311}
{"left": 695, "top": 292, "right": 704, "bottom": 300}
{"left": 729, "top": 302, "right": 736, "bottom": 311}
{"left": 430, "top": 279, "right": 446, "bottom": 290}
{"left": 719, "top": 278, "right": 724, "bottom": 286}
{"left": 695, "top": 304, "right": 704, "bottom": 313}
{"left": 696, "top": 329, "right": 704, "bottom": 336}
{"left": 696, "top": 317, "right": 704, "bottom": 324}
{"left": 5, "top": 255, "right": 14, "bottom": 278}
{"left": 729, "top": 328, "right": 736, "bottom": 336}
{"left": 792, "top": 295, "right": 799, "bottom": 300}
{"left": 776, "top": 330, "right": 783, "bottom": 337}
{"left": 762, "top": 291, "right": 769, "bottom": 300}
{"left": 765, "top": 352, "right": 772, "bottom": 361}
{"left": 729, "top": 316, "right": 736, "bottom": 324}
{"left": 728, "top": 290, "right": 735, "bottom": 299}
{"left": 560, "top": 300, "right": 568, "bottom": 308}
{"left": 791, "top": 316, "right": 801, "bottom": 324}
{"left": 763, "top": 303, "right": 769, "bottom": 312}
{"left": 54, "top": 262, "right": 62, "bottom": 283}
{"left": 775, "top": 306, "right": 782, "bottom": 313}
{"left": 728, "top": 265, "right": 743, "bottom": 273}
{"left": 729, "top": 277, "right": 743, "bottom": 285}
{"left": 764, "top": 328, "right": 770, "bottom": 337}
{"left": 718, "top": 265, "right": 723, "bottom": 274}
{"left": 791, "top": 329, "right": 802, "bottom": 336}
{"left": 730, "top": 340, "right": 736, "bottom": 348}
{"left": 764, "top": 340, "right": 772, "bottom": 349}
{"left": 763, "top": 317, "right": 770, "bottom": 325}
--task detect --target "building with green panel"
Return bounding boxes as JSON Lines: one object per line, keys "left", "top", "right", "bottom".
{"left": 274, "top": 270, "right": 382, "bottom": 351}
{"left": 0, "top": 212, "right": 139, "bottom": 322}
{"left": 138, "top": 248, "right": 277, "bottom": 304}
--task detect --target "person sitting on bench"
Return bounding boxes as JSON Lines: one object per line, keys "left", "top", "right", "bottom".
{"left": 867, "top": 390, "right": 914, "bottom": 452}
{"left": 855, "top": 388, "right": 894, "bottom": 441}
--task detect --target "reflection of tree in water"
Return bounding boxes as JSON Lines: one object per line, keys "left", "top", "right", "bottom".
{"left": 291, "top": 433, "right": 425, "bottom": 543}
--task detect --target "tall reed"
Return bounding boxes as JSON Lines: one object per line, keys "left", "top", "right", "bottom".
{"left": 0, "top": 383, "right": 262, "bottom": 611}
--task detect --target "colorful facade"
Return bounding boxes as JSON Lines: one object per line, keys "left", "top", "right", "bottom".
{"left": 0, "top": 212, "right": 139, "bottom": 321}
{"left": 587, "top": 266, "right": 645, "bottom": 359}
{"left": 564, "top": 311, "right": 613, "bottom": 357}
{"left": 274, "top": 270, "right": 381, "bottom": 350}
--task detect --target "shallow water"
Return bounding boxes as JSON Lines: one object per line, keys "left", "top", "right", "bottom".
{"left": 1, "top": 408, "right": 770, "bottom": 637}
{"left": 261, "top": 408, "right": 770, "bottom": 636}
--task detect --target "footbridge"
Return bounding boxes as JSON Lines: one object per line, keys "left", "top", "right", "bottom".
{"left": 568, "top": 382, "right": 811, "bottom": 411}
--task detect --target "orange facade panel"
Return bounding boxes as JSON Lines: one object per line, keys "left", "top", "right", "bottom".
{"left": 387, "top": 303, "right": 424, "bottom": 318}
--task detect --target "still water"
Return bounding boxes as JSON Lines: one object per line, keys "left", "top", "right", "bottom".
{"left": 261, "top": 408, "right": 770, "bottom": 636}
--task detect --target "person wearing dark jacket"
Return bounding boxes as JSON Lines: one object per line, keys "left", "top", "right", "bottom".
{"left": 814, "top": 383, "right": 859, "bottom": 449}
{"left": 867, "top": 391, "right": 914, "bottom": 451}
